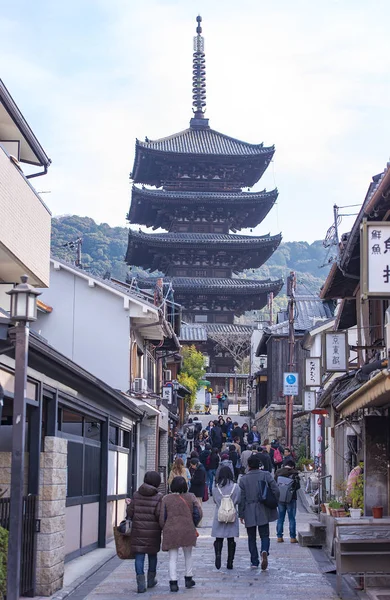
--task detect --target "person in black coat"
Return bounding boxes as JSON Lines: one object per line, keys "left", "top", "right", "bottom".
{"left": 189, "top": 458, "right": 206, "bottom": 526}
{"left": 199, "top": 444, "right": 211, "bottom": 468}
{"left": 228, "top": 445, "right": 240, "bottom": 480}
{"left": 231, "top": 423, "right": 243, "bottom": 445}
{"left": 255, "top": 448, "right": 273, "bottom": 473}
{"left": 211, "top": 420, "right": 223, "bottom": 450}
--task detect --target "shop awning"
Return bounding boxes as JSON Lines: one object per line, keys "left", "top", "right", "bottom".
{"left": 337, "top": 369, "right": 390, "bottom": 416}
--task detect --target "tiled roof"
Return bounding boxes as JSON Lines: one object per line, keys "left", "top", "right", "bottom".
{"left": 131, "top": 185, "right": 278, "bottom": 203}
{"left": 205, "top": 372, "right": 249, "bottom": 378}
{"left": 128, "top": 229, "right": 281, "bottom": 247}
{"left": 179, "top": 324, "right": 207, "bottom": 341}
{"left": 274, "top": 296, "right": 334, "bottom": 333}
{"left": 137, "top": 277, "right": 283, "bottom": 296}
{"left": 179, "top": 322, "right": 254, "bottom": 342}
{"left": 137, "top": 127, "right": 274, "bottom": 157}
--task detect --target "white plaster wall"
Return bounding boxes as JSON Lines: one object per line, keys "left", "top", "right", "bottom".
{"left": 32, "top": 264, "right": 130, "bottom": 391}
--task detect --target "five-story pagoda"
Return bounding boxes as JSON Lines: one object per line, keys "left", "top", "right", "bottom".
{"left": 126, "top": 16, "right": 283, "bottom": 373}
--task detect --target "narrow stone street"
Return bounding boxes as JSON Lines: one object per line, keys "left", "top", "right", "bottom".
{"left": 65, "top": 495, "right": 353, "bottom": 600}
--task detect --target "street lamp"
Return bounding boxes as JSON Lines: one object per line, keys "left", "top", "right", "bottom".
{"left": 6, "top": 275, "right": 40, "bottom": 600}
{"left": 234, "top": 366, "right": 239, "bottom": 413}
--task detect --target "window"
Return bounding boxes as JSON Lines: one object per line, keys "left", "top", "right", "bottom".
{"left": 62, "top": 409, "right": 83, "bottom": 437}
{"left": 109, "top": 425, "right": 119, "bottom": 446}
{"left": 215, "top": 315, "right": 229, "bottom": 323}
{"left": 194, "top": 269, "right": 207, "bottom": 277}
{"left": 194, "top": 314, "right": 208, "bottom": 323}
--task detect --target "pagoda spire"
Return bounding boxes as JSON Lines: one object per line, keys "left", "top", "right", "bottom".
{"left": 191, "top": 15, "right": 209, "bottom": 128}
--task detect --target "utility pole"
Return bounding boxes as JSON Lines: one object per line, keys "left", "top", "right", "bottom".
{"left": 286, "top": 271, "right": 296, "bottom": 448}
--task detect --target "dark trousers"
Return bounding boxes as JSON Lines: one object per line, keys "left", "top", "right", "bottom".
{"left": 246, "top": 524, "right": 270, "bottom": 566}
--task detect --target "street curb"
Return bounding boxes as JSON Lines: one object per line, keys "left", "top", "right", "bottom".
{"left": 49, "top": 549, "right": 117, "bottom": 600}
{"left": 298, "top": 485, "right": 315, "bottom": 514}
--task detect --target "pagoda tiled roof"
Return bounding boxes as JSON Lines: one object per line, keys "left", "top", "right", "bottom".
{"left": 137, "top": 276, "right": 283, "bottom": 296}
{"left": 128, "top": 230, "right": 281, "bottom": 247}
{"left": 136, "top": 127, "right": 273, "bottom": 157}
{"left": 179, "top": 322, "right": 254, "bottom": 342}
{"left": 131, "top": 185, "right": 278, "bottom": 203}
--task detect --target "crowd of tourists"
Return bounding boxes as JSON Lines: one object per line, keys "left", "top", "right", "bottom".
{"left": 124, "top": 416, "right": 301, "bottom": 593}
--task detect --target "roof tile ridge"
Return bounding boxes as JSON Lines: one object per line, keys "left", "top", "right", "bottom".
{"left": 204, "top": 126, "right": 271, "bottom": 150}
{"left": 138, "top": 127, "right": 192, "bottom": 146}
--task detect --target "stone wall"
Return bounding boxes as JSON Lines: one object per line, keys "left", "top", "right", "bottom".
{"left": 256, "top": 405, "right": 309, "bottom": 448}
{"left": 145, "top": 416, "right": 157, "bottom": 472}
{"left": 36, "top": 436, "right": 67, "bottom": 596}
{"left": 0, "top": 452, "right": 29, "bottom": 497}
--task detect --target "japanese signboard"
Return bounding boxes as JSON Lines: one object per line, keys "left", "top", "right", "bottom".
{"left": 324, "top": 331, "right": 348, "bottom": 372}
{"left": 304, "top": 357, "right": 321, "bottom": 387}
{"left": 162, "top": 385, "right": 173, "bottom": 404}
{"left": 304, "top": 390, "right": 316, "bottom": 411}
{"left": 361, "top": 220, "right": 390, "bottom": 296}
{"left": 283, "top": 372, "right": 299, "bottom": 396}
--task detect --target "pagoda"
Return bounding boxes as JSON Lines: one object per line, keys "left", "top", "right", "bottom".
{"left": 126, "top": 16, "right": 283, "bottom": 374}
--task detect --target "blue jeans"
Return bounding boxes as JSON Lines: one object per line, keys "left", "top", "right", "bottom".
{"left": 246, "top": 524, "right": 270, "bottom": 566}
{"left": 135, "top": 553, "right": 158, "bottom": 575}
{"left": 218, "top": 400, "right": 223, "bottom": 414}
{"left": 276, "top": 500, "right": 297, "bottom": 539}
{"left": 207, "top": 469, "right": 216, "bottom": 493}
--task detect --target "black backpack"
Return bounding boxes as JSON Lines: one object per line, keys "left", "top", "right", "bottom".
{"left": 186, "top": 425, "right": 195, "bottom": 440}
{"left": 258, "top": 474, "right": 278, "bottom": 509}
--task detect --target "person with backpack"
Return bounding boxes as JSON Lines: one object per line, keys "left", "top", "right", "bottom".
{"left": 271, "top": 439, "right": 284, "bottom": 470}
{"left": 175, "top": 434, "right": 187, "bottom": 462}
{"left": 183, "top": 418, "right": 196, "bottom": 453}
{"left": 275, "top": 458, "right": 301, "bottom": 543}
{"left": 212, "top": 466, "right": 241, "bottom": 570}
{"left": 238, "top": 454, "right": 280, "bottom": 570}
{"left": 189, "top": 458, "right": 207, "bottom": 526}
{"left": 199, "top": 443, "right": 211, "bottom": 468}
{"left": 210, "top": 419, "right": 223, "bottom": 451}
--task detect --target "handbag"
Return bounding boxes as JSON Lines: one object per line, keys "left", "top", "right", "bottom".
{"left": 258, "top": 475, "right": 278, "bottom": 509}
{"left": 178, "top": 495, "right": 200, "bottom": 537}
{"left": 113, "top": 526, "right": 132, "bottom": 559}
{"left": 117, "top": 518, "right": 132, "bottom": 536}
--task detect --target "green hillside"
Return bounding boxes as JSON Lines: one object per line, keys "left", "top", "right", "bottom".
{"left": 51, "top": 216, "right": 331, "bottom": 302}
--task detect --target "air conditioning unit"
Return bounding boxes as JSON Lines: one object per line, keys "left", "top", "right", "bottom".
{"left": 133, "top": 378, "right": 147, "bottom": 393}
{"left": 164, "top": 370, "right": 172, "bottom": 382}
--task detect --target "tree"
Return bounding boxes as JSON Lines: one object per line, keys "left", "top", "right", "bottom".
{"left": 177, "top": 346, "right": 206, "bottom": 408}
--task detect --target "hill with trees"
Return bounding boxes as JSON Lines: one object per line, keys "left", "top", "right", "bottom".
{"left": 51, "top": 216, "right": 331, "bottom": 308}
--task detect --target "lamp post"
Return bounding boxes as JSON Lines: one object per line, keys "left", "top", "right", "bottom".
{"left": 234, "top": 366, "right": 239, "bottom": 413}
{"left": 6, "top": 275, "right": 40, "bottom": 600}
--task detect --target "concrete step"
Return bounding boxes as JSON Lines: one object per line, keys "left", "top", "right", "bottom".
{"left": 298, "top": 530, "right": 324, "bottom": 548}
{"left": 309, "top": 521, "right": 326, "bottom": 538}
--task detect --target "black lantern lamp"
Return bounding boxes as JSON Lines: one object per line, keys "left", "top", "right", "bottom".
{"left": 7, "top": 275, "right": 41, "bottom": 322}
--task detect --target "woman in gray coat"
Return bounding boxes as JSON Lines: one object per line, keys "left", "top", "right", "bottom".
{"left": 238, "top": 454, "right": 280, "bottom": 570}
{"left": 211, "top": 466, "right": 241, "bottom": 570}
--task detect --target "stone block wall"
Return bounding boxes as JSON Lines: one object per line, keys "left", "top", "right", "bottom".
{"left": 0, "top": 452, "right": 29, "bottom": 497}
{"left": 36, "top": 436, "right": 67, "bottom": 596}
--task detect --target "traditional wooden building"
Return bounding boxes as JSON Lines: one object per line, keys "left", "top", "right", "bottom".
{"left": 126, "top": 16, "right": 282, "bottom": 379}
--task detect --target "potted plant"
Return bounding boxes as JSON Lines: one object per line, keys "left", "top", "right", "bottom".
{"left": 349, "top": 471, "right": 364, "bottom": 518}
{"left": 328, "top": 500, "right": 348, "bottom": 517}
{"left": 372, "top": 506, "right": 383, "bottom": 519}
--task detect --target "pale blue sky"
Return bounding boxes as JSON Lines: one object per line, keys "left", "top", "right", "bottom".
{"left": 1, "top": 0, "right": 389, "bottom": 242}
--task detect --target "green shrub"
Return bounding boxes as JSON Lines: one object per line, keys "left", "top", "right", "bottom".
{"left": 0, "top": 525, "right": 8, "bottom": 597}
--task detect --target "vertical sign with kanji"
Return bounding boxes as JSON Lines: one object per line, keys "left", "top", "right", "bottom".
{"left": 304, "top": 390, "right": 316, "bottom": 411}
{"left": 324, "top": 331, "right": 348, "bottom": 372}
{"left": 304, "top": 357, "right": 321, "bottom": 387}
{"left": 361, "top": 221, "right": 390, "bottom": 296}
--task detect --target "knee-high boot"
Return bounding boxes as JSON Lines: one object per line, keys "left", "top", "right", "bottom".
{"left": 214, "top": 539, "right": 223, "bottom": 570}
{"left": 227, "top": 538, "right": 236, "bottom": 569}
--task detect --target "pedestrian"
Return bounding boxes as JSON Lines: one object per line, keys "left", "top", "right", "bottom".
{"left": 159, "top": 476, "right": 202, "bottom": 592}
{"left": 212, "top": 466, "right": 241, "bottom": 570}
{"left": 205, "top": 388, "right": 212, "bottom": 414}
{"left": 218, "top": 416, "right": 227, "bottom": 444}
{"left": 189, "top": 458, "right": 206, "bottom": 526}
{"left": 186, "top": 449, "right": 199, "bottom": 470}
{"left": 183, "top": 418, "right": 196, "bottom": 453}
{"left": 247, "top": 425, "right": 261, "bottom": 446}
{"left": 168, "top": 457, "right": 191, "bottom": 490}
{"left": 225, "top": 416, "right": 234, "bottom": 442}
{"left": 206, "top": 420, "right": 214, "bottom": 434}
{"left": 199, "top": 443, "right": 211, "bottom": 468}
{"left": 216, "top": 452, "right": 235, "bottom": 480}
{"left": 240, "top": 444, "right": 253, "bottom": 474}
{"left": 228, "top": 444, "right": 240, "bottom": 481}
{"left": 126, "top": 471, "right": 163, "bottom": 593}
{"left": 238, "top": 454, "right": 280, "bottom": 570}
{"left": 175, "top": 434, "right": 187, "bottom": 462}
{"left": 271, "top": 439, "right": 284, "bottom": 469}
{"left": 275, "top": 458, "right": 300, "bottom": 543}
{"left": 255, "top": 446, "right": 273, "bottom": 473}
{"left": 193, "top": 416, "right": 202, "bottom": 439}
{"left": 241, "top": 422, "right": 249, "bottom": 448}
{"left": 210, "top": 419, "right": 223, "bottom": 451}
{"left": 282, "top": 447, "right": 293, "bottom": 466}
{"left": 207, "top": 447, "right": 220, "bottom": 495}
{"left": 222, "top": 393, "right": 229, "bottom": 415}
{"left": 217, "top": 392, "right": 223, "bottom": 415}
{"left": 263, "top": 438, "right": 275, "bottom": 469}
{"left": 231, "top": 422, "right": 243, "bottom": 447}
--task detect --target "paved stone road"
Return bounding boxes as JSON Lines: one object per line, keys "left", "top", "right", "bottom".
{"left": 66, "top": 495, "right": 358, "bottom": 600}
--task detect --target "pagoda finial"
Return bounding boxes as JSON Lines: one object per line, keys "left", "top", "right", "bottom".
{"left": 192, "top": 15, "right": 206, "bottom": 121}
